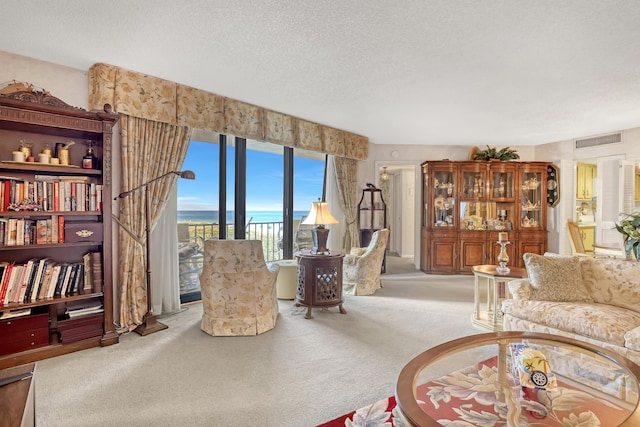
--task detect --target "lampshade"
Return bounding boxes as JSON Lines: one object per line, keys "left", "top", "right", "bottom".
{"left": 302, "top": 201, "right": 339, "bottom": 226}
{"left": 302, "top": 200, "right": 338, "bottom": 254}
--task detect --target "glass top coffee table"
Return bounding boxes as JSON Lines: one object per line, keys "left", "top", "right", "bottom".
{"left": 395, "top": 332, "right": 640, "bottom": 426}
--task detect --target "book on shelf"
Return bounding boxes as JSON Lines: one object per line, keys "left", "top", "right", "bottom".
{"left": 19, "top": 258, "right": 39, "bottom": 303}
{"left": 0, "top": 308, "right": 31, "bottom": 320}
{"left": 24, "top": 220, "right": 34, "bottom": 245}
{"left": 1, "top": 180, "right": 11, "bottom": 211}
{"left": 45, "top": 264, "right": 62, "bottom": 299}
{"left": 66, "top": 262, "right": 82, "bottom": 296}
{"left": 82, "top": 253, "right": 91, "bottom": 294}
{"left": 15, "top": 218, "right": 25, "bottom": 245}
{"left": 39, "top": 262, "right": 55, "bottom": 299}
{"left": 6, "top": 218, "right": 17, "bottom": 246}
{"left": 90, "top": 252, "right": 102, "bottom": 293}
{"left": 36, "top": 219, "right": 47, "bottom": 245}
{"left": 60, "top": 263, "right": 76, "bottom": 297}
{"left": 0, "top": 261, "right": 13, "bottom": 305}
{"left": 50, "top": 215, "right": 58, "bottom": 244}
{"left": 58, "top": 215, "right": 65, "bottom": 243}
{"left": 65, "top": 299, "right": 104, "bottom": 318}
{"left": 0, "top": 218, "right": 6, "bottom": 245}
{"left": 4, "top": 264, "right": 24, "bottom": 305}
{"left": 12, "top": 262, "right": 29, "bottom": 304}
{"left": 29, "top": 257, "right": 51, "bottom": 301}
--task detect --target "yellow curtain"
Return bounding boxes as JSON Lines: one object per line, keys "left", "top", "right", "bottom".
{"left": 116, "top": 114, "right": 191, "bottom": 331}
{"left": 333, "top": 156, "right": 360, "bottom": 251}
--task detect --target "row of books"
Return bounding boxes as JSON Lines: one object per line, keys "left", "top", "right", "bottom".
{"left": 0, "top": 215, "right": 65, "bottom": 246}
{"left": 0, "top": 176, "right": 103, "bottom": 212}
{"left": 0, "top": 252, "right": 102, "bottom": 306}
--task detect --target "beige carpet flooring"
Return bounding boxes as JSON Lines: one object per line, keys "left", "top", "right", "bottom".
{"left": 35, "top": 255, "right": 484, "bottom": 427}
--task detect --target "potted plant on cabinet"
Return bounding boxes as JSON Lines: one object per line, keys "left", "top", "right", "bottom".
{"left": 472, "top": 145, "right": 520, "bottom": 161}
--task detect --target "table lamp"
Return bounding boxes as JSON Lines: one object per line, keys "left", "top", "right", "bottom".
{"left": 302, "top": 199, "right": 339, "bottom": 254}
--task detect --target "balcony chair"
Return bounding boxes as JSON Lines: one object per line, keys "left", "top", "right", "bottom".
{"left": 566, "top": 219, "right": 625, "bottom": 259}
{"left": 177, "top": 223, "right": 204, "bottom": 293}
{"left": 200, "top": 240, "right": 279, "bottom": 336}
{"left": 343, "top": 228, "right": 389, "bottom": 296}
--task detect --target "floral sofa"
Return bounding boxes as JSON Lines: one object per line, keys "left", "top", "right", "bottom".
{"left": 501, "top": 253, "right": 640, "bottom": 365}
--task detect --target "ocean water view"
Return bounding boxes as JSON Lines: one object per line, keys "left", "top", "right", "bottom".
{"left": 178, "top": 210, "right": 309, "bottom": 223}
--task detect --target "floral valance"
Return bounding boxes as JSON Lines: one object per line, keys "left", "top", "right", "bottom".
{"left": 89, "top": 63, "right": 368, "bottom": 160}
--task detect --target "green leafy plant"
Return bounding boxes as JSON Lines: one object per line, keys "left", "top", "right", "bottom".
{"left": 615, "top": 212, "right": 640, "bottom": 260}
{"left": 473, "top": 145, "right": 520, "bottom": 161}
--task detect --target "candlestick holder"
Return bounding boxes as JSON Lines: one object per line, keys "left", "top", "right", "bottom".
{"left": 496, "top": 241, "right": 510, "bottom": 274}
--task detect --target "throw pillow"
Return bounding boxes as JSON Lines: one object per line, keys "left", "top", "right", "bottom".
{"left": 523, "top": 253, "right": 593, "bottom": 302}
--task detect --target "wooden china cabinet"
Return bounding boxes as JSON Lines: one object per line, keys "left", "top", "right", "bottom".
{"left": 0, "top": 91, "right": 119, "bottom": 369}
{"left": 420, "top": 160, "right": 549, "bottom": 274}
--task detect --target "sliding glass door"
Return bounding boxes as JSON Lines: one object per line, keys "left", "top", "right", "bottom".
{"left": 177, "top": 133, "right": 326, "bottom": 303}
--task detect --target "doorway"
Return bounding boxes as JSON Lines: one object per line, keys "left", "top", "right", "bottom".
{"left": 376, "top": 162, "right": 417, "bottom": 269}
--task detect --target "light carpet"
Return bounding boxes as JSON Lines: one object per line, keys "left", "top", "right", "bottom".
{"left": 35, "top": 256, "right": 482, "bottom": 427}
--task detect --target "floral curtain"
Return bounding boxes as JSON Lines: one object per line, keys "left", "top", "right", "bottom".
{"left": 116, "top": 114, "right": 191, "bottom": 331}
{"left": 333, "top": 156, "right": 360, "bottom": 251}
{"left": 89, "top": 63, "right": 368, "bottom": 160}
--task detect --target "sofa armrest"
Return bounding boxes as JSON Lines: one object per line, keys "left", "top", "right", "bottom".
{"left": 343, "top": 254, "right": 358, "bottom": 266}
{"left": 507, "top": 279, "right": 533, "bottom": 300}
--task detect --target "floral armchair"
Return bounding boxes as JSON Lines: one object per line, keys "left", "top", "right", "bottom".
{"left": 343, "top": 228, "right": 389, "bottom": 296}
{"left": 200, "top": 240, "right": 279, "bottom": 336}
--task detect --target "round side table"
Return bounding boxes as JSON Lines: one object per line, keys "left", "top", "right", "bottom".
{"left": 294, "top": 250, "right": 346, "bottom": 319}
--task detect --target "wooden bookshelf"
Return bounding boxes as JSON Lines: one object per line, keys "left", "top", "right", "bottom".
{"left": 0, "top": 91, "right": 119, "bottom": 369}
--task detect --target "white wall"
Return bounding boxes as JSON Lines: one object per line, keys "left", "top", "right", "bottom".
{"left": 0, "top": 51, "right": 88, "bottom": 109}
{"left": 400, "top": 169, "right": 415, "bottom": 257}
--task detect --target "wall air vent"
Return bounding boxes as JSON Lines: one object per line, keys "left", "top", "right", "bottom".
{"left": 575, "top": 133, "right": 622, "bottom": 149}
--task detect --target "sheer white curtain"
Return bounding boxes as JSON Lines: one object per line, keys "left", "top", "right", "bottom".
{"left": 150, "top": 185, "right": 181, "bottom": 315}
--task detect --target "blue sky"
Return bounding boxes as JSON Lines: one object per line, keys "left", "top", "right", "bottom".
{"left": 178, "top": 140, "right": 325, "bottom": 211}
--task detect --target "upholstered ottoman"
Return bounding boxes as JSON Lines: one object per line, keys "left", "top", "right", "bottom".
{"left": 271, "top": 259, "right": 298, "bottom": 300}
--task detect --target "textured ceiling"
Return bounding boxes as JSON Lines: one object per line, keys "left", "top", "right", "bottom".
{"left": 2, "top": 0, "right": 640, "bottom": 146}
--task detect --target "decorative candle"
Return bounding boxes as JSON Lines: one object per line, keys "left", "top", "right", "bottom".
{"left": 498, "top": 232, "right": 508, "bottom": 242}
{"left": 12, "top": 151, "right": 25, "bottom": 162}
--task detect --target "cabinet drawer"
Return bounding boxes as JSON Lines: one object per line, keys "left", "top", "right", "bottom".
{"left": 57, "top": 313, "right": 103, "bottom": 343}
{"left": 430, "top": 231, "right": 457, "bottom": 239}
{"left": 0, "top": 313, "right": 48, "bottom": 334}
{"left": 459, "top": 231, "right": 484, "bottom": 240}
{"left": 65, "top": 222, "right": 103, "bottom": 242}
{"left": 0, "top": 328, "right": 49, "bottom": 355}
{"left": 517, "top": 231, "right": 546, "bottom": 240}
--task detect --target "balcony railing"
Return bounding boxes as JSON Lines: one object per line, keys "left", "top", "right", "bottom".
{"left": 178, "top": 221, "right": 285, "bottom": 262}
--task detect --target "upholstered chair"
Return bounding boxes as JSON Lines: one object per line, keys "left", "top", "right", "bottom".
{"left": 343, "top": 228, "right": 389, "bottom": 296}
{"left": 200, "top": 240, "right": 279, "bottom": 336}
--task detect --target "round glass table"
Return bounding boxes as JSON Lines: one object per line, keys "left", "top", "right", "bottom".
{"left": 395, "top": 332, "right": 640, "bottom": 426}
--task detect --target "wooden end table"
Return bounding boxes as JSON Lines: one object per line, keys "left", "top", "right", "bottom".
{"left": 471, "top": 264, "right": 527, "bottom": 331}
{"left": 294, "top": 250, "right": 346, "bottom": 319}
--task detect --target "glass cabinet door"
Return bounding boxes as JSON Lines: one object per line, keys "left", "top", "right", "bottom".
{"left": 487, "top": 164, "right": 516, "bottom": 231}
{"left": 520, "top": 169, "right": 544, "bottom": 229}
{"left": 489, "top": 167, "right": 515, "bottom": 200}
{"left": 461, "top": 168, "right": 487, "bottom": 200}
{"left": 432, "top": 169, "right": 456, "bottom": 227}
